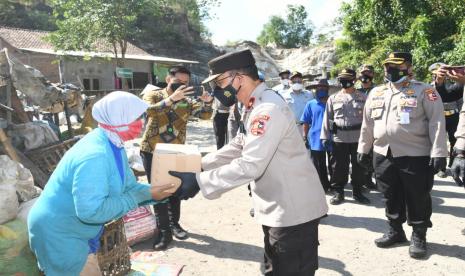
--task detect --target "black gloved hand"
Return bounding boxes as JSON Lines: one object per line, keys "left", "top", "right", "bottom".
{"left": 321, "top": 139, "right": 330, "bottom": 150}
{"left": 169, "top": 171, "right": 200, "bottom": 200}
{"left": 430, "top": 157, "right": 447, "bottom": 175}
{"left": 357, "top": 153, "right": 371, "bottom": 170}
{"left": 304, "top": 137, "right": 310, "bottom": 149}
{"left": 451, "top": 156, "right": 465, "bottom": 187}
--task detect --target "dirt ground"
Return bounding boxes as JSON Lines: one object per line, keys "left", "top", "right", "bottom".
{"left": 134, "top": 119, "right": 465, "bottom": 276}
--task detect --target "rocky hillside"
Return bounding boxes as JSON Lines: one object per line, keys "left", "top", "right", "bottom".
{"left": 219, "top": 41, "right": 336, "bottom": 81}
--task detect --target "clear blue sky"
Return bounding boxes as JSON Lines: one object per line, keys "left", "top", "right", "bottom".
{"left": 205, "top": 0, "right": 346, "bottom": 45}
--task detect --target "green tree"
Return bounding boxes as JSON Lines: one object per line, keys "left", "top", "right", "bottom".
{"left": 0, "top": 0, "right": 56, "bottom": 30}
{"left": 257, "top": 4, "right": 313, "bottom": 48}
{"left": 49, "top": 0, "right": 148, "bottom": 67}
{"left": 257, "top": 16, "right": 287, "bottom": 47}
{"left": 335, "top": 0, "right": 465, "bottom": 82}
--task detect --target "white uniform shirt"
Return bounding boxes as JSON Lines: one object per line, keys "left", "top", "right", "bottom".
{"left": 196, "top": 83, "right": 328, "bottom": 227}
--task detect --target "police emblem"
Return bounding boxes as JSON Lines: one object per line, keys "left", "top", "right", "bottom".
{"left": 224, "top": 91, "right": 232, "bottom": 98}
{"left": 424, "top": 88, "right": 438, "bottom": 101}
{"left": 250, "top": 115, "right": 270, "bottom": 136}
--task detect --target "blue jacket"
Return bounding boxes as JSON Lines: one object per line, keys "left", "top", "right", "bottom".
{"left": 28, "top": 128, "right": 156, "bottom": 276}
{"left": 301, "top": 99, "right": 331, "bottom": 151}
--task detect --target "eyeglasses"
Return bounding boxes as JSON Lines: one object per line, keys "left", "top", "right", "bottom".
{"left": 213, "top": 73, "right": 242, "bottom": 87}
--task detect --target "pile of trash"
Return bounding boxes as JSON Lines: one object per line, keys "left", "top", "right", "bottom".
{"left": 0, "top": 155, "right": 41, "bottom": 224}
{"left": 0, "top": 155, "right": 42, "bottom": 275}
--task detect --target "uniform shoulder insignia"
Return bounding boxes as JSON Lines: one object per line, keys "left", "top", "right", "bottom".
{"left": 424, "top": 88, "right": 438, "bottom": 101}
{"left": 424, "top": 87, "right": 435, "bottom": 94}
{"left": 250, "top": 114, "right": 270, "bottom": 136}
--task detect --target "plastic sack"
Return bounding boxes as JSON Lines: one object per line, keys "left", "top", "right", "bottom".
{"left": 0, "top": 219, "right": 41, "bottom": 275}
{"left": 123, "top": 206, "right": 156, "bottom": 245}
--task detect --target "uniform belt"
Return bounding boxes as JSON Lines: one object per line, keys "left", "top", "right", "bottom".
{"left": 216, "top": 110, "right": 230, "bottom": 114}
{"left": 335, "top": 124, "right": 362, "bottom": 131}
{"left": 444, "top": 109, "right": 459, "bottom": 116}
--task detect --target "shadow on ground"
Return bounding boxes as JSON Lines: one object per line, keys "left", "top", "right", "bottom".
{"left": 319, "top": 256, "right": 353, "bottom": 276}
{"left": 321, "top": 214, "right": 386, "bottom": 234}
{"left": 132, "top": 232, "right": 263, "bottom": 263}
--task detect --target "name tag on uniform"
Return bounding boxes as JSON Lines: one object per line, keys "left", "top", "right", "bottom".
{"left": 400, "top": 111, "right": 410, "bottom": 125}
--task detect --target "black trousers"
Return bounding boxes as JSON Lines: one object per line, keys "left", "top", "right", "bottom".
{"left": 330, "top": 142, "right": 364, "bottom": 193}
{"left": 363, "top": 149, "right": 374, "bottom": 184}
{"left": 263, "top": 219, "right": 320, "bottom": 276}
{"left": 213, "top": 112, "right": 229, "bottom": 149}
{"left": 374, "top": 151, "right": 433, "bottom": 228}
{"left": 310, "top": 150, "right": 331, "bottom": 191}
{"left": 140, "top": 151, "right": 181, "bottom": 231}
{"left": 445, "top": 114, "right": 459, "bottom": 168}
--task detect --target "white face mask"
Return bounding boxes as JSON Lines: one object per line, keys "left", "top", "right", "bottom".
{"left": 281, "top": 79, "right": 290, "bottom": 86}
{"left": 291, "top": 83, "right": 304, "bottom": 91}
{"left": 385, "top": 76, "right": 408, "bottom": 84}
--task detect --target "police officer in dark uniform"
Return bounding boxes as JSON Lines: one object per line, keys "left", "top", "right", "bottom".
{"left": 357, "top": 65, "right": 377, "bottom": 190}
{"left": 430, "top": 63, "right": 465, "bottom": 183}
{"left": 321, "top": 68, "right": 371, "bottom": 205}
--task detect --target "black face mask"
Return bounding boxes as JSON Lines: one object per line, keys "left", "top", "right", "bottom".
{"left": 340, "top": 79, "right": 355, "bottom": 88}
{"left": 385, "top": 67, "right": 409, "bottom": 83}
{"left": 360, "top": 75, "right": 373, "bottom": 84}
{"left": 213, "top": 84, "right": 238, "bottom": 107}
{"left": 213, "top": 75, "right": 240, "bottom": 107}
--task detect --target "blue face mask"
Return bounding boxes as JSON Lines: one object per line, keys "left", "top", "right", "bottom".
{"left": 316, "top": 89, "right": 329, "bottom": 99}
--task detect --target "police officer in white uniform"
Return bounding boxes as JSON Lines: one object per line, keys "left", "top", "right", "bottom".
{"left": 281, "top": 71, "right": 314, "bottom": 135}
{"left": 272, "top": 69, "right": 291, "bottom": 93}
{"left": 358, "top": 52, "right": 448, "bottom": 259}
{"left": 168, "top": 49, "right": 328, "bottom": 276}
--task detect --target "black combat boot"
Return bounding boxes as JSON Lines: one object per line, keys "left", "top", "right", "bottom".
{"left": 153, "top": 230, "right": 173, "bottom": 251}
{"left": 330, "top": 192, "right": 344, "bottom": 205}
{"left": 353, "top": 189, "right": 370, "bottom": 204}
{"left": 172, "top": 223, "right": 188, "bottom": 240}
{"left": 364, "top": 175, "right": 377, "bottom": 190}
{"left": 375, "top": 224, "right": 408, "bottom": 248}
{"left": 409, "top": 227, "right": 427, "bottom": 259}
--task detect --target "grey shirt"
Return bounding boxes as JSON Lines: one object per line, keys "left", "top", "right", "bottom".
{"left": 358, "top": 80, "right": 448, "bottom": 158}
{"left": 321, "top": 89, "right": 367, "bottom": 143}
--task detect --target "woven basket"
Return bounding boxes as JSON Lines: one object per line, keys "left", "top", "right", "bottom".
{"left": 24, "top": 137, "right": 80, "bottom": 177}
{"left": 97, "top": 219, "right": 132, "bottom": 276}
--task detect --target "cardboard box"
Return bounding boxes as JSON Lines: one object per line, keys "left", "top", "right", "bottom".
{"left": 151, "top": 143, "right": 202, "bottom": 193}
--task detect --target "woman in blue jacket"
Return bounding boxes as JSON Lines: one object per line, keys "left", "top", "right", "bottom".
{"left": 28, "top": 91, "right": 173, "bottom": 276}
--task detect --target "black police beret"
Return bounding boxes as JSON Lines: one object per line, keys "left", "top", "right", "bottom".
{"left": 383, "top": 52, "right": 413, "bottom": 65}
{"left": 338, "top": 68, "right": 356, "bottom": 80}
{"left": 202, "top": 49, "right": 256, "bottom": 84}
{"left": 359, "top": 64, "right": 374, "bottom": 73}
{"left": 278, "top": 70, "right": 291, "bottom": 77}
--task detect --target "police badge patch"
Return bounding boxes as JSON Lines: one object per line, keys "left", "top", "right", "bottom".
{"left": 250, "top": 115, "right": 270, "bottom": 136}
{"left": 424, "top": 88, "right": 438, "bottom": 101}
